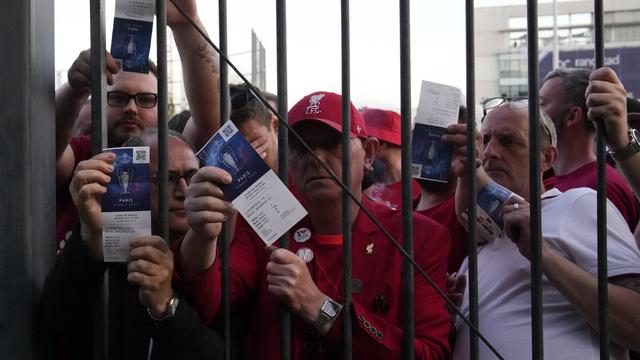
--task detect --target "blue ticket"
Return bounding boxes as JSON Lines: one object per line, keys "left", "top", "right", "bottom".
{"left": 197, "top": 122, "right": 307, "bottom": 245}
{"left": 111, "top": 0, "right": 154, "bottom": 73}
{"left": 101, "top": 146, "right": 152, "bottom": 262}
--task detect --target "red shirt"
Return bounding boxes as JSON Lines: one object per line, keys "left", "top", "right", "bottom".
{"left": 175, "top": 197, "right": 452, "bottom": 359}
{"left": 56, "top": 135, "right": 92, "bottom": 253}
{"left": 552, "top": 161, "right": 640, "bottom": 231}
{"left": 416, "top": 196, "right": 468, "bottom": 274}
{"left": 369, "top": 179, "right": 421, "bottom": 211}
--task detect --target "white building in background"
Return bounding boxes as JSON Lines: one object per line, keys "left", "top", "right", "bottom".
{"left": 475, "top": 0, "right": 640, "bottom": 102}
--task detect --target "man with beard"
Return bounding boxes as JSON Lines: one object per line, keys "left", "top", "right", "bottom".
{"left": 55, "top": 0, "right": 221, "bottom": 252}
{"left": 539, "top": 68, "right": 639, "bottom": 231}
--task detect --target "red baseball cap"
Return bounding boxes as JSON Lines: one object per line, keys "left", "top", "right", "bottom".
{"left": 288, "top": 91, "right": 368, "bottom": 139}
{"left": 360, "top": 108, "right": 401, "bottom": 146}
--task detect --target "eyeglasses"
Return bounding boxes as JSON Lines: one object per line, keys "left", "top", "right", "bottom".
{"left": 482, "top": 96, "right": 528, "bottom": 119}
{"left": 482, "top": 96, "right": 556, "bottom": 147}
{"left": 151, "top": 170, "right": 198, "bottom": 189}
{"left": 107, "top": 91, "right": 158, "bottom": 109}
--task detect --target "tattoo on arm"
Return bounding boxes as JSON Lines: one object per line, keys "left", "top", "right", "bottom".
{"left": 194, "top": 40, "right": 219, "bottom": 74}
{"left": 611, "top": 276, "right": 640, "bottom": 294}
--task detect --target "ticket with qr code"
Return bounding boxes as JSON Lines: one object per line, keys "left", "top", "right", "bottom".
{"left": 197, "top": 121, "right": 307, "bottom": 246}
{"left": 110, "top": 0, "right": 154, "bottom": 73}
{"left": 101, "top": 146, "right": 152, "bottom": 262}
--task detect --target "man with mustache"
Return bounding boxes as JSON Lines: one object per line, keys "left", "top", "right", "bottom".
{"left": 444, "top": 100, "right": 640, "bottom": 359}
{"left": 175, "top": 91, "right": 453, "bottom": 359}
{"left": 41, "top": 129, "right": 224, "bottom": 358}
{"left": 55, "top": 0, "right": 221, "bottom": 253}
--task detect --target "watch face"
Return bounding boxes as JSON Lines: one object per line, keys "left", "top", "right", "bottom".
{"left": 322, "top": 300, "right": 338, "bottom": 317}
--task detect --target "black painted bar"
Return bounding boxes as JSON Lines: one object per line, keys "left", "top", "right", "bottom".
{"left": 275, "top": 1, "right": 291, "bottom": 359}
{"left": 399, "top": 0, "right": 414, "bottom": 359}
{"left": 90, "top": 0, "right": 107, "bottom": 155}
{"left": 526, "top": 1, "right": 544, "bottom": 359}
{"left": 465, "top": 1, "right": 479, "bottom": 359}
{"left": 89, "top": 1, "right": 108, "bottom": 358}
{"left": 156, "top": 0, "right": 169, "bottom": 245}
{"left": 593, "top": 0, "right": 609, "bottom": 358}
{"left": 218, "top": 0, "right": 231, "bottom": 358}
{"left": 340, "top": 1, "right": 353, "bottom": 359}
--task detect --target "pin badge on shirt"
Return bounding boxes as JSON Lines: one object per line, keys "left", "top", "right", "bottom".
{"left": 294, "top": 227, "right": 312, "bottom": 243}
{"left": 366, "top": 243, "right": 374, "bottom": 254}
{"left": 296, "top": 247, "right": 314, "bottom": 263}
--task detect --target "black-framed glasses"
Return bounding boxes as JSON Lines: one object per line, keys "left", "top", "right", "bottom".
{"left": 107, "top": 91, "right": 158, "bottom": 108}
{"left": 151, "top": 170, "right": 198, "bottom": 189}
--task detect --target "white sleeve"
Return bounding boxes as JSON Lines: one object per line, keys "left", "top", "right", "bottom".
{"left": 559, "top": 190, "right": 640, "bottom": 278}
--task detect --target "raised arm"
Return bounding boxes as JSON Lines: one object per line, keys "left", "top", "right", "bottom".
{"left": 586, "top": 67, "right": 640, "bottom": 200}
{"left": 166, "top": 0, "right": 221, "bottom": 150}
{"left": 55, "top": 50, "right": 119, "bottom": 185}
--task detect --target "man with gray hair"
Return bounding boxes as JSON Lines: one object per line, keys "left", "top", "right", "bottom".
{"left": 540, "top": 68, "right": 639, "bottom": 230}
{"left": 443, "top": 99, "right": 640, "bottom": 359}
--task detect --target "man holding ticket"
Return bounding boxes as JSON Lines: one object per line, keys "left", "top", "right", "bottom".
{"left": 55, "top": 0, "right": 221, "bottom": 253}
{"left": 40, "top": 130, "right": 224, "bottom": 359}
{"left": 443, "top": 100, "right": 640, "bottom": 359}
{"left": 176, "top": 91, "right": 452, "bottom": 359}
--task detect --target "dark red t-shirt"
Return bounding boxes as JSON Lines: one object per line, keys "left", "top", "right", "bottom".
{"left": 552, "top": 161, "right": 640, "bottom": 231}
{"left": 416, "top": 196, "right": 468, "bottom": 274}
{"left": 55, "top": 135, "right": 92, "bottom": 253}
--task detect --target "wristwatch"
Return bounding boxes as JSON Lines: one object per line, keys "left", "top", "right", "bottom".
{"left": 316, "top": 297, "right": 342, "bottom": 330}
{"left": 147, "top": 295, "right": 179, "bottom": 322}
{"left": 608, "top": 128, "right": 640, "bottom": 161}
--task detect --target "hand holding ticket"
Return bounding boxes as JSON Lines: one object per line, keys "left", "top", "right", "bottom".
{"left": 197, "top": 121, "right": 307, "bottom": 246}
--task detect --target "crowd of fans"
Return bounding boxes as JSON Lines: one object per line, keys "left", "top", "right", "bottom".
{"left": 40, "top": 0, "right": 640, "bottom": 358}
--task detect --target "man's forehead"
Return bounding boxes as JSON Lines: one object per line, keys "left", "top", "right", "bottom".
{"left": 482, "top": 107, "right": 528, "bottom": 133}
{"left": 110, "top": 71, "right": 157, "bottom": 93}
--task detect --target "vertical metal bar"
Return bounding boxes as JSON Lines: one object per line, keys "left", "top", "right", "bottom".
{"left": 340, "top": 1, "right": 353, "bottom": 359}
{"left": 0, "top": 0, "right": 55, "bottom": 357}
{"left": 156, "top": 0, "right": 169, "bottom": 244}
{"left": 218, "top": 0, "right": 231, "bottom": 358}
{"left": 526, "top": 1, "right": 543, "bottom": 358}
{"left": 89, "top": 1, "right": 109, "bottom": 358}
{"left": 275, "top": 2, "right": 291, "bottom": 359}
{"left": 593, "top": 1, "right": 609, "bottom": 358}
{"left": 464, "top": 1, "right": 479, "bottom": 359}
{"left": 399, "top": 0, "right": 414, "bottom": 359}
{"left": 90, "top": 0, "right": 107, "bottom": 155}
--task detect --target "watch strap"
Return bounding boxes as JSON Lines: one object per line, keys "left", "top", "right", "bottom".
{"left": 147, "top": 295, "right": 179, "bottom": 322}
{"left": 608, "top": 129, "right": 640, "bottom": 161}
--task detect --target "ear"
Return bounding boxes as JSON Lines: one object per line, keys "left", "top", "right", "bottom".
{"left": 270, "top": 115, "right": 278, "bottom": 133}
{"left": 565, "top": 106, "right": 583, "bottom": 128}
{"left": 541, "top": 144, "right": 558, "bottom": 173}
{"left": 362, "top": 137, "right": 379, "bottom": 170}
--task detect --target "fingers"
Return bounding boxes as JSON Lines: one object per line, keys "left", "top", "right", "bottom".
{"left": 127, "top": 236, "right": 173, "bottom": 289}
{"left": 249, "top": 135, "right": 269, "bottom": 159}
{"left": 190, "top": 166, "right": 233, "bottom": 186}
{"left": 105, "top": 52, "right": 119, "bottom": 85}
{"left": 589, "top": 67, "right": 622, "bottom": 84}
{"left": 501, "top": 195, "right": 528, "bottom": 216}
{"left": 269, "top": 248, "right": 299, "bottom": 265}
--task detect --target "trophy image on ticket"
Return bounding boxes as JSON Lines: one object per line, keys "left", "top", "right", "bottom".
{"left": 117, "top": 167, "right": 133, "bottom": 194}
{"left": 219, "top": 146, "right": 240, "bottom": 175}
{"left": 123, "top": 35, "right": 137, "bottom": 68}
